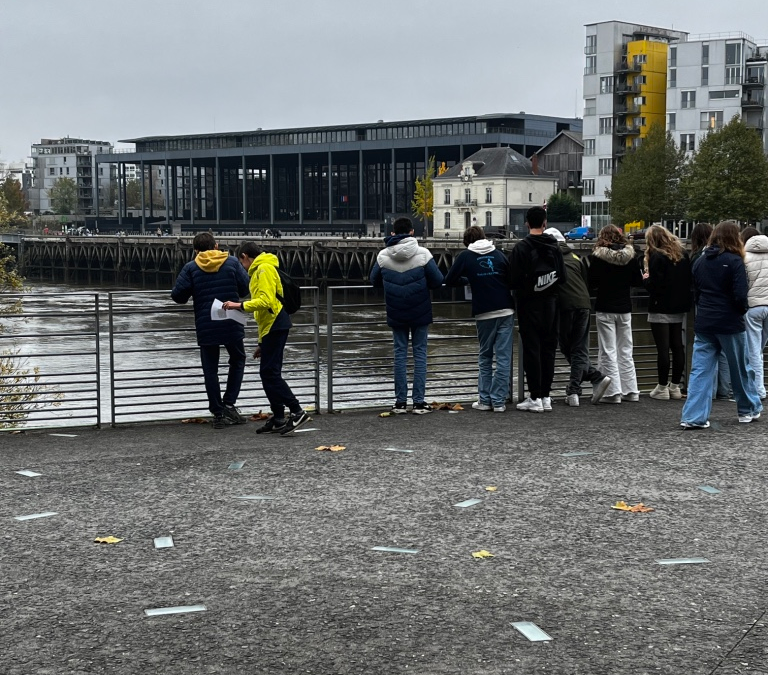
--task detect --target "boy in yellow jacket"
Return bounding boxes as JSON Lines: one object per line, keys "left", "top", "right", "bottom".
{"left": 223, "top": 242, "right": 309, "bottom": 434}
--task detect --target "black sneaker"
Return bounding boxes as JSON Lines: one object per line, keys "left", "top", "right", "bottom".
{"left": 255, "top": 417, "right": 287, "bottom": 434}
{"left": 223, "top": 404, "right": 246, "bottom": 425}
{"left": 280, "top": 411, "right": 311, "bottom": 435}
{"left": 213, "top": 413, "right": 235, "bottom": 429}
{"left": 412, "top": 402, "right": 432, "bottom": 415}
{"left": 391, "top": 402, "right": 408, "bottom": 414}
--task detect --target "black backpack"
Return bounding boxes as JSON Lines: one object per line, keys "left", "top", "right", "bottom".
{"left": 276, "top": 268, "right": 302, "bottom": 314}
{"left": 528, "top": 245, "right": 560, "bottom": 294}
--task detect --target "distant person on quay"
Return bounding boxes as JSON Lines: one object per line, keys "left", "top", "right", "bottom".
{"left": 681, "top": 221, "right": 762, "bottom": 428}
{"left": 544, "top": 227, "right": 611, "bottom": 407}
{"left": 444, "top": 225, "right": 515, "bottom": 413}
{"left": 369, "top": 216, "right": 444, "bottom": 414}
{"left": 171, "top": 232, "right": 250, "bottom": 429}
{"left": 740, "top": 226, "right": 768, "bottom": 401}
{"left": 507, "top": 206, "right": 566, "bottom": 413}
{"left": 223, "top": 242, "right": 310, "bottom": 435}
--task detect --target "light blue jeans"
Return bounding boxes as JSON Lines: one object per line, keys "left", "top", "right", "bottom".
{"left": 476, "top": 314, "right": 514, "bottom": 407}
{"left": 682, "top": 331, "right": 762, "bottom": 425}
{"left": 745, "top": 305, "right": 768, "bottom": 398}
{"left": 392, "top": 324, "right": 429, "bottom": 404}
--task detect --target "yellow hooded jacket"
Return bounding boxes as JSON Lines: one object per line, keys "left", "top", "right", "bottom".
{"left": 242, "top": 252, "right": 284, "bottom": 341}
{"left": 194, "top": 249, "right": 229, "bottom": 273}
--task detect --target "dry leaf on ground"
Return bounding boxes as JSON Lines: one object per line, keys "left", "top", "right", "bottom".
{"left": 430, "top": 402, "right": 465, "bottom": 411}
{"left": 250, "top": 411, "right": 270, "bottom": 421}
{"left": 94, "top": 536, "right": 123, "bottom": 544}
{"left": 471, "top": 550, "right": 494, "bottom": 559}
{"left": 379, "top": 412, "right": 392, "bottom": 418}
{"left": 315, "top": 445, "right": 346, "bottom": 452}
{"left": 611, "top": 501, "right": 654, "bottom": 513}
{"left": 182, "top": 418, "right": 208, "bottom": 424}
{"left": 485, "top": 486, "right": 498, "bottom": 492}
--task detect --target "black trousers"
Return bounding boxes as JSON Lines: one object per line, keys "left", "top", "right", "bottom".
{"left": 559, "top": 307, "right": 603, "bottom": 396}
{"left": 517, "top": 298, "right": 559, "bottom": 399}
{"left": 260, "top": 329, "right": 301, "bottom": 419}
{"left": 199, "top": 340, "right": 246, "bottom": 415}
{"left": 650, "top": 322, "right": 685, "bottom": 385}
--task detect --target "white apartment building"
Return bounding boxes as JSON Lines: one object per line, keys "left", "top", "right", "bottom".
{"left": 668, "top": 33, "right": 768, "bottom": 156}
{"left": 29, "top": 137, "right": 114, "bottom": 214}
{"left": 432, "top": 147, "right": 557, "bottom": 238}
{"left": 582, "top": 21, "right": 687, "bottom": 229}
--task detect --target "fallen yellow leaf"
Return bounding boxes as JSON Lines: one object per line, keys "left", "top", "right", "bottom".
{"left": 94, "top": 536, "right": 123, "bottom": 544}
{"left": 379, "top": 412, "right": 393, "bottom": 418}
{"left": 485, "top": 486, "right": 498, "bottom": 492}
{"left": 471, "top": 550, "right": 494, "bottom": 559}
{"left": 611, "top": 501, "right": 654, "bottom": 513}
{"left": 315, "top": 445, "right": 346, "bottom": 452}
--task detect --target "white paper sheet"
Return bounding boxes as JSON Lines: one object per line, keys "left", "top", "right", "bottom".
{"left": 211, "top": 299, "right": 248, "bottom": 325}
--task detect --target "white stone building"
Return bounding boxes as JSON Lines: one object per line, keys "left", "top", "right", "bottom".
{"left": 432, "top": 147, "right": 557, "bottom": 238}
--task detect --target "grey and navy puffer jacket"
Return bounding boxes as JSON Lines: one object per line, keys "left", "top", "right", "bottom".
{"left": 369, "top": 234, "right": 444, "bottom": 328}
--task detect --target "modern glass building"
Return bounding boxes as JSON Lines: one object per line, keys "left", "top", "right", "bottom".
{"left": 97, "top": 113, "right": 581, "bottom": 233}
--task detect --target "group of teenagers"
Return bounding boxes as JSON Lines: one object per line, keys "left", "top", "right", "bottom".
{"left": 370, "top": 208, "right": 767, "bottom": 428}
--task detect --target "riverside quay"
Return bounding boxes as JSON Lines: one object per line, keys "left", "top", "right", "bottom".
{"left": 98, "top": 113, "right": 581, "bottom": 233}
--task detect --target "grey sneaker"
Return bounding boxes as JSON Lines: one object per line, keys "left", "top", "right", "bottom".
{"left": 566, "top": 394, "right": 580, "bottom": 407}
{"left": 622, "top": 392, "right": 640, "bottom": 402}
{"left": 542, "top": 397, "right": 553, "bottom": 411}
{"left": 472, "top": 401, "right": 493, "bottom": 411}
{"left": 223, "top": 404, "right": 247, "bottom": 424}
{"left": 591, "top": 376, "right": 612, "bottom": 405}
{"left": 213, "top": 413, "right": 235, "bottom": 429}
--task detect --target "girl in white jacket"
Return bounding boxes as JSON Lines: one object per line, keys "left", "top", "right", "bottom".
{"left": 742, "top": 227, "right": 768, "bottom": 399}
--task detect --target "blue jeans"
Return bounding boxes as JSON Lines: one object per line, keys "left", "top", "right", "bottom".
{"left": 682, "top": 332, "right": 762, "bottom": 425}
{"left": 476, "top": 314, "right": 514, "bottom": 407}
{"left": 714, "top": 352, "right": 732, "bottom": 399}
{"left": 745, "top": 305, "right": 768, "bottom": 398}
{"left": 392, "top": 324, "right": 429, "bottom": 404}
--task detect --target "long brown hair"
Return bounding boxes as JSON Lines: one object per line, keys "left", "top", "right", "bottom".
{"left": 690, "top": 222, "right": 713, "bottom": 255}
{"left": 709, "top": 220, "right": 745, "bottom": 259}
{"left": 595, "top": 224, "right": 627, "bottom": 248}
{"left": 644, "top": 225, "right": 684, "bottom": 271}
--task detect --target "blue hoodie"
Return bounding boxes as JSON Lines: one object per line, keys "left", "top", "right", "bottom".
{"left": 692, "top": 245, "right": 749, "bottom": 334}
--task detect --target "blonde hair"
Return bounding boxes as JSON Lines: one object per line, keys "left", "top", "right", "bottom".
{"left": 644, "top": 225, "right": 684, "bottom": 271}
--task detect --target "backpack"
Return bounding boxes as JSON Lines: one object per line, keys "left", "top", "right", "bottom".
{"left": 276, "top": 268, "right": 302, "bottom": 314}
{"left": 528, "top": 245, "right": 560, "bottom": 294}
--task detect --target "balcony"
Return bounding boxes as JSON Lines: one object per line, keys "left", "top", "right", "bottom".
{"left": 615, "top": 59, "right": 642, "bottom": 74}
{"left": 614, "top": 102, "right": 641, "bottom": 115}
{"left": 454, "top": 199, "right": 478, "bottom": 208}
{"left": 615, "top": 81, "right": 641, "bottom": 94}
{"left": 742, "top": 94, "right": 765, "bottom": 108}
{"left": 615, "top": 124, "right": 641, "bottom": 136}
{"left": 584, "top": 45, "right": 597, "bottom": 55}
{"left": 743, "top": 73, "right": 766, "bottom": 86}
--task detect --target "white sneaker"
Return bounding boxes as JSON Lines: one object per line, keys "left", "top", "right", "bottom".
{"left": 591, "top": 376, "right": 612, "bottom": 405}
{"left": 566, "top": 394, "right": 580, "bottom": 407}
{"left": 681, "top": 420, "right": 710, "bottom": 429}
{"left": 516, "top": 397, "right": 543, "bottom": 413}
{"left": 621, "top": 392, "right": 640, "bottom": 402}
{"left": 738, "top": 411, "right": 761, "bottom": 423}
{"left": 542, "top": 397, "right": 553, "bottom": 411}
{"left": 472, "top": 401, "right": 492, "bottom": 411}
{"left": 668, "top": 383, "right": 683, "bottom": 400}
{"left": 601, "top": 394, "right": 622, "bottom": 404}
{"left": 649, "top": 384, "right": 670, "bottom": 400}
{"left": 493, "top": 405, "right": 506, "bottom": 413}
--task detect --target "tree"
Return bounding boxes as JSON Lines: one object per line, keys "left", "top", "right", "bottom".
{"left": 681, "top": 115, "right": 768, "bottom": 223}
{"left": 546, "top": 192, "right": 581, "bottom": 223}
{"left": 1, "top": 176, "right": 27, "bottom": 214}
{"left": 606, "top": 122, "right": 686, "bottom": 226}
{"left": 412, "top": 156, "right": 435, "bottom": 237}
{"left": 126, "top": 179, "right": 142, "bottom": 209}
{"left": 48, "top": 177, "right": 78, "bottom": 215}
{"left": 0, "top": 192, "right": 11, "bottom": 231}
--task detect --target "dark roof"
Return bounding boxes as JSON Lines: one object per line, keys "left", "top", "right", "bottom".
{"left": 532, "top": 130, "right": 584, "bottom": 156}
{"left": 436, "top": 147, "right": 551, "bottom": 179}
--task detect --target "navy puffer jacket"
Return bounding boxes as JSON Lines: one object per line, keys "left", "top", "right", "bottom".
{"left": 171, "top": 250, "right": 251, "bottom": 346}
{"left": 693, "top": 246, "right": 749, "bottom": 335}
{"left": 369, "top": 234, "right": 444, "bottom": 328}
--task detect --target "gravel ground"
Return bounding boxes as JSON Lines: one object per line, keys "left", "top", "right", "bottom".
{"left": 1, "top": 397, "right": 767, "bottom": 675}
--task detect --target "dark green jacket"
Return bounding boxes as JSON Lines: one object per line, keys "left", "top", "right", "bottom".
{"left": 556, "top": 242, "right": 591, "bottom": 310}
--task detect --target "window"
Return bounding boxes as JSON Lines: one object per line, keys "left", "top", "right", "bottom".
{"left": 669, "top": 68, "right": 677, "bottom": 88}
{"left": 584, "top": 98, "right": 596, "bottom": 116}
{"left": 670, "top": 46, "right": 677, "bottom": 67}
{"left": 634, "top": 54, "right": 647, "bottom": 65}
{"left": 583, "top": 179, "right": 595, "bottom": 196}
{"left": 667, "top": 112, "right": 676, "bottom": 131}
{"left": 600, "top": 76, "right": 614, "bottom": 94}
{"left": 444, "top": 212, "right": 451, "bottom": 229}
{"left": 99, "top": 168, "right": 104, "bottom": 176}
{"left": 710, "top": 90, "right": 740, "bottom": 99}
{"left": 59, "top": 167, "right": 63, "bottom": 175}
{"left": 63, "top": 156, "right": 67, "bottom": 163}
{"left": 633, "top": 117, "right": 646, "bottom": 130}
{"left": 725, "top": 42, "right": 742, "bottom": 65}
{"left": 599, "top": 117, "right": 613, "bottom": 135}
{"left": 485, "top": 187, "right": 492, "bottom": 204}
{"left": 485, "top": 211, "right": 492, "bottom": 227}
{"left": 701, "top": 111, "right": 723, "bottom": 130}
{"left": 680, "top": 134, "right": 696, "bottom": 152}
{"left": 599, "top": 158, "right": 613, "bottom": 175}
{"left": 702, "top": 43, "right": 709, "bottom": 65}
{"left": 635, "top": 75, "right": 646, "bottom": 85}
{"left": 444, "top": 188, "right": 451, "bottom": 205}
{"left": 464, "top": 187, "right": 471, "bottom": 204}
{"left": 584, "top": 138, "right": 595, "bottom": 156}
{"left": 585, "top": 35, "right": 596, "bottom": 55}
{"left": 49, "top": 167, "right": 55, "bottom": 175}
{"left": 725, "top": 66, "right": 741, "bottom": 85}
{"left": 701, "top": 66, "right": 709, "bottom": 86}
{"left": 681, "top": 91, "right": 696, "bottom": 109}
{"left": 66, "top": 167, "right": 69, "bottom": 175}
{"left": 585, "top": 55, "right": 596, "bottom": 75}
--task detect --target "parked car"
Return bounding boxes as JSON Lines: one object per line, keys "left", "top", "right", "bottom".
{"left": 628, "top": 227, "right": 650, "bottom": 241}
{"left": 564, "top": 226, "right": 595, "bottom": 241}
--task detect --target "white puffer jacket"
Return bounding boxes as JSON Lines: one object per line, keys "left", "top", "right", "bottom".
{"left": 745, "top": 234, "right": 768, "bottom": 307}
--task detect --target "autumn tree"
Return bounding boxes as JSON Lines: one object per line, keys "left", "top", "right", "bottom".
{"left": 48, "top": 177, "right": 78, "bottom": 215}
{"left": 606, "top": 122, "right": 686, "bottom": 226}
{"left": 412, "top": 156, "right": 435, "bottom": 237}
{"left": 681, "top": 115, "right": 768, "bottom": 223}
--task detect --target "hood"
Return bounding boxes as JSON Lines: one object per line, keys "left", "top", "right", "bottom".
{"left": 384, "top": 234, "right": 419, "bottom": 262}
{"left": 557, "top": 241, "right": 574, "bottom": 255}
{"left": 745, "top": 234, "right": 768, "bottom": 253}
{"left": 525, "top": 233, "right": 561, "bottom": 255}
{"left": 248, "top": 252, "right": 279, "bottom": 276}
{"left": 592, "top": 244, "right": 635, "bottom": 266}
{"left": 543, "top": 227, "right": 566, "bottom": 242}
{"left": 195, "top": 249, "right": 230, "bottom": 273}
{"left": 704, "top": 245, "right": 724, "bottom": 260}
{"left": 468, "top": 239, "right": 496, "bottom": 254}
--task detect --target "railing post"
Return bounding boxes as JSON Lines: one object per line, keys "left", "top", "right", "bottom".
{"left": 326, "top": 286, "right": 334, "bottom": 413}
{"left": 108, "top": 293, "right": 116, "bottom": 427}
{"left": 95, "top": 293, "right": 102, "bottom": 429}
{"left": 312, "top": 287, "right": 321, "bottom": 413}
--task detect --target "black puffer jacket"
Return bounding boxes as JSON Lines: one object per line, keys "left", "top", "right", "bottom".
{"left": 642, "top": 251, "right": 692, "bottom": 314}
{"left": 587, "top": 244, "right": 642, "bottom": 313}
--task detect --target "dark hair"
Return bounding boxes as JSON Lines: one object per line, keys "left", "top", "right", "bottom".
{"left": 690, "top": 222, "right": 713, "bottom": 255}
{"left": 525, "top": 206, "right": 547, "bottom": 230}
{"left": 463, "top": 225, "right": 485, "bottom": 247}
{"left": 710, "top": 220, "right": 745, "bottom": 259}
{"left": 237, "top": 241, "right": 261, "bottom": 260}
{"left": 595, "top": 224, "right": 627, "bottom": 247}
{"left": 193, "top": 232, "right": 216, "bottom": 252}
{"left": 392, "top": 217, "right": 413, "bottom": 235}
{"left": 741, "top": 226, "right": 760, "bottom": 244}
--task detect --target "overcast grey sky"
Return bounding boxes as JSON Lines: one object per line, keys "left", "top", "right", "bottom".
{"left": 2, "top": 0, "right": 768, "bottom": 161}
